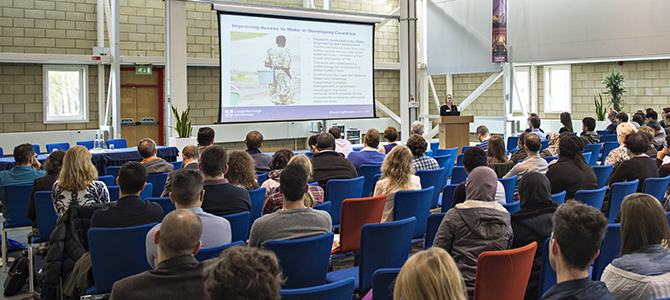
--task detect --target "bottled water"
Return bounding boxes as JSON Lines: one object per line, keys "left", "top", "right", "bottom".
{"left": 93, "top": 133, "right": 100, "bottom": 151}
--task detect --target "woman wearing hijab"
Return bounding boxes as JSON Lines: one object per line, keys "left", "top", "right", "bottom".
{"left": 433, "top": 167, "right": 513, "bottom": 298}
{"left": 540, "top": 132, "right": 560, "bottom": 159}
{"left": 545, "top": 133, "right": 597, "bottom": 199}
{"left": 512, "top": 173, "right": 559, "bottom": 300}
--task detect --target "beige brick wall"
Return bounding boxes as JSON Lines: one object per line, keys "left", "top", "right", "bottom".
{"left": 214, "top": 138, "right": 307, "bottom": 152}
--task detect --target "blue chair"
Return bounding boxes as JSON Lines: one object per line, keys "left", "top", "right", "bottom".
{"left": 30, "top": 191, "right": 59, "bottom": 293}
{"left": 2, "top": 184, "right": 33, "bottom": 271}
{"left": 545, "top": 156, "right": 558, "bottom": 164}
{"left": 195, "top": 241, "right": 246, "bottom": 262}
{"left": 327, "top": 176, "right": 365, "bottom": 228}
{"left": 605, "top": 134, "right": 618, "bottom": 142}
{"left": 394, "top": 187, "right": 434, "bottom": 239}
{"left": 280, "top": 278, "right": 355, "bottom": 300}
{"left": 596, "top": 130, "right": 608, "bottom": 136}
{"left": 249, "top": 187, "right": 266, "bottom": 229}
{"left": 169, "top": 161, "right": 182, "bottom": 170}
{"left": 313, "top": 201, "right": 331, "bottom": 213}
{"left": 106, "top": 138, "right": 128, "bottom": 149}
{"left": 592, "top": 164, "right": 613, "bottom": 189}
{"left": 435, "top": 148, "right": 457, "bottom": 177}
{"left": 499, "top": 175, "right": 517, "bottom": 204}
{"left": 108, "top": 186, "right": 120, "bottom": 201}
{"left": 359, "top": 164, "right": 382, "bottom": 198}
{"left": 146, "top": 172, "right": 169, "bottom": 197}
{"left": 416, "top": 168, "right": 446, "bottom": 209}
{"left": 223, "top": 211, "right": 251, "bottom": 242}
{"left": 0, "top": 147, "right": 3, "bottom": 157}
{"left": 352, "top": 147, "right": 361, "bottom": 152}
{"left": 430, "top": 142, "right": 439, "bottom": 154}
{"left": 503, "top": 201, "right": 520, "bottom": 214}
{"left": 643, "top": 175, "right": 670, "bottom": 203}
{"left": 583, "top": 152, "right": 592, "bottom": 165}
{"left": 584, "top": 143, "right": 602, "bottom": 166}
{"left": 46, "top": 142, "right": 70, "bottom": 153}
{"left": 592, "top": 224, "right": 621, "bottom": 281}
{"left": 456, "top": 153, "right": 464, "bottom": 166}
{"left": 432, "top": 155, "right": 451, "bottom": 171}
{"left": 87, "top": 223, "right": 157, "bottom": 294}
{"left": 461, "top": 145, "right": 471, "bottom": 155}
{"left": 326, "top": 217, "right": 416, "bottom": 293}
{"left": 265, "top": 232, "right": 334, "bottom": 289}
{"left": 140, "top": 182, "right": 153, "bottom": 200}
{"left": 538, "top": 237, "right": 557, "bottom": 297}
{"left": 602, "top": 141, "right": 619, "bottom": 161}
{"left": 106, "top": 166, "right": 121, "bottom": 178}
{"left": 98, "top": 175, "right": 115, "bottom": 187}
{"left": 309, "top": 181, "right": 319, "bottom": 186}
{"left": 305, "top": 152, "right": 314, "bottom": 159}
{"left": 425, "top": 213, "right": 445, "bottom": 249}
{"left": 606, "top": 179, "right": 639, "bottom": 224}
{"left": 425, "top": 149, "right": 433, "bottom": 157}
{"left": 574, "top": 186, "right": 607, "bottom": 210}
{"left": 257, "top": 173, "right": 268, "bottom": 187}
{"left": 552, "top": 191, "right": 567, "bottom": 204}
{"left": 451, "top": 166, "right": 468, "bottom": 185}
{"left": 16, "top": 144, "right": 41, "bottom": 155}
{"left": 507, "top": 136, "right": 519, "bottom": 152}
{"left": 77, "top": 140, "right": 94, "bottom": 150}
{"left": 440, "top": 184, "right": 459, "bottom": 212}
{"left": 372, "top": 268, "right": 401, "bottom": 300}
{"left": 540, "top": 140, "right": 549, "bottom": 151}
{"left": 146, "top": 197, "right": 174, "bottom": 216}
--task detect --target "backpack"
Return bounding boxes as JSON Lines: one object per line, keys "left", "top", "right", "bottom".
{"left": 3, "top": 250, "right": 29, "bottom": 296}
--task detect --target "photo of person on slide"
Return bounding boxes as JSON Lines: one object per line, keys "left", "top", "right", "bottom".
{"left": 264, "top": 35, "right": 296, "bottom": 105}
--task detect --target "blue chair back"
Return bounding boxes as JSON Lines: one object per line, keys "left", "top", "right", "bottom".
{"left": 105, "top": 138, "right": 127, "bottom": 149}
{"left": 0, "top": 147, "right": 3, "bottom": 157}
{"left": 551, "top": 191, "right": 566, "bottom": 204}
{"left": 584, "top": 143, "right": 602, "bottom": 166}
{"left": 140, "top": 182, "right": 153, "bottom": 200}
{"left": 435, "top": 148, "right": 457, "bottom": 177}
{"left": 430, "top": 142, "right": 439, "bottom": 154}
{"left": 456, "top": 153, "right": 464, "bottom": 166}
{"left": 643, "top": 175, "right": 670, "bottom": 202}
{"left": 540, "top": 140, "right": 549, "bottom": 151}
{"left": 88, "top": 223, "right": 157, "bottom": 294}
{"left": 305, "top": 152, "right": 314, "bottom": 159}
{"left": 108, "top": 186, "right": 120, "bottom": 201}
{"left": 441, "top": 184, "right": 459, "bottom": 212}
{"left": 106, "top": 166, "right": 121, "bottom": 178}
{"left": 425, "top": 213, "right": 445, "bottom": 249}
{"left": 372, "top": 268, "right": 401, "bottom": 300}
{"left": 545, "top": 156, "right": 558, "bottom": 164}
{"left": 18, "top": 144, "right": 41, "bottom": 155}
{"left": 607, "top": 179, "right": 638, "bottom": 224}
{"left": 257, "top": 173, "right": 268, "bottom": 187}
{"left": 326, "top": 176, "right": 365, "bottom": 226}
{"left": 265, "top": 232, "right": 335, "bottom": 289}
{"left": 249, "top": 187, "right": 266, "bottom": 229}
{"left": 97, "top": 175, "right": 115, "bottom": 187}
{"left": 451, "top": 166, "right": 468, "bottom": 185}
{"left": 170, "top": 161, "right": 182, "bottom": 170}
{"left": 46, "top": 142, "right": 70, "bottom": 153}
{"left": 461, "top": 145, "right": 471, "bottom": 155}
{"left": 538, "top": 237, "right": 557, "bottom": 297}
{"left": 394, "top": 187, "right": 434, "bottom": 239}
{"left": 195, "top": 241, "right": 246, "bottom": 262}
{"left": 359, "top": 164, "right": 382, "bottom": 198}
{"left": 33, "top": 191, "right": 58, "bottom": 244}
{"left": 507, "top": 136, "right": 519, "bottom": 152}
{"left": 605, "top": 134, "right": 618, "bottom": 142}
{"left": 499, "top": 175, "right": 517, "bottom": 204}
{"left": 596, "top": 130, "right": 608, "bottom": 136}
{"left": 574, "top": 186, "right": 607, "bottom": 210}
{"left": 77, "top": 140, "right": 94, "bottom": 150}
{"left": 352, "top": 147, "right": 361, "bottom": 152}
{"left": 592, "top": 224, "right": 621, "bottom": 280}
{"left": 146, "top": 173, "right": 168, "bottom": 197}
{"left": 313, "top": 201, "right": 331, "bottom": 213}
{"left": 503, "top": 201, "right": 520, "bottom": 214}
{"left": 602, "top": 141, "right": 619, "bottom": 161}
{"left": 309, "top": 181, "right": 319, "bottom": 187}
{"left": 223, "top": 211, "right": 251, "bottom": 242}
{"left": 425, "top": 149, "right": 433, "bottom": 157}
{"left": 583, "top": 152, "right": 592, "bottom": 165}
{"left": 146, "top": 197, "right": 174, "bottom": 216}
{"left": 416, "top": 168, "right": 446, "bottom": 209}
{"left": 280, "top": 278, "right": 355, "bottom": 300}
{"left": 432, "top": 155, "right": 451, "bottom": 170}
{"left": 592, "top": 164, "right": 613, "bottom": 189}
{"left": 4, "top": 184, "right": 33, "bottom": 227}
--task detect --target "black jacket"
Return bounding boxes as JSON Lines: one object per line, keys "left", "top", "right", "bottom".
{"left": 310, "top": 151, "right": 358, "bottom": 192}
{"left": 512, "top": 207, "right": 556, "bottom": 300}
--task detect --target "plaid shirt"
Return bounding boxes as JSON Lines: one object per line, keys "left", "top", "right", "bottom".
{"left": 413, "top": 155, "right": 440, "bottom": 171}
{"left": 262, "top": 185, "right": 325, "bottom": 215}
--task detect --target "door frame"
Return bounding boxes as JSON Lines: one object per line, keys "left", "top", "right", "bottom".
{"left": 120, "top": 67, "right": 164, "bottom": 145}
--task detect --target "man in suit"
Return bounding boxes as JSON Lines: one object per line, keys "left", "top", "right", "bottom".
{"left": 109, "top": 209, "right": 208, "bottom": 300}
{"left": 244, "top": 131, "right": 272, "bottom": 174}
{"left": 310, "top": 133, "right": 358, "bottom": 191}
{"left": 161, "top": 145, "right": 200, "bottom": 197}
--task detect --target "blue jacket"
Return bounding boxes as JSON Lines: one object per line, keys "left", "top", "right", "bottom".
{"left": 0, "top": 166, "right": 46, "bottom": 222}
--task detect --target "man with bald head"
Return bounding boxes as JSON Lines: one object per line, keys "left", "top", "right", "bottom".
{"left": 310, "top": 132, "right": 358, "bottom": 191}
{"left": 138, "top": 138, "right": 174, "bottom": 174}
{"left": 244, "top": 130, "right": 272, "bottom": 174}
{"left": 161, "top": 144, "right": 200, "bottom": 197}
{"left": 110, "top": 209, "right": 209, "bottom": 300}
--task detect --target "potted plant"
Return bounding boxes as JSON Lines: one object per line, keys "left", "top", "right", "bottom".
{"left": 602, "top": 69, "right": 627, "bottom": 112}
{"left": 594, "top": 94, "right": 608, "bottom": 121}
{"left": 167, "top": 105, "right": 197, "bottom": 157}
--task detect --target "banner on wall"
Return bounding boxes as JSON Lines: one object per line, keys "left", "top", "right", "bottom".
{"left": 492, "top": 0, "right": 507, "bottom": 62}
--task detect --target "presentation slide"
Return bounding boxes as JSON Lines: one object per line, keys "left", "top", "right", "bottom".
{"left": 218, "top": 13, "right": 375, "bottom": 123}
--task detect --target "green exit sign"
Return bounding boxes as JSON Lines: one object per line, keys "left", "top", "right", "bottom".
{"left": 136, "top": 64, "right": 152, "bottom": 75}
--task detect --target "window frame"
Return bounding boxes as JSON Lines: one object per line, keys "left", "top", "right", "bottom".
{"left": 512, "top": 65, "right": 530, "bottom": 113}
{"left": 543, "top": 65, "right": 572, "bottom": 114}
{"left": 42, "top": 65, "right": 89, "bottom": 124}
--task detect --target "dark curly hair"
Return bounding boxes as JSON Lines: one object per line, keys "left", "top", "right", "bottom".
{"left": 406, "top": 134, "right": 427, "bottom": 156}
{"left": 269, "top": 149, "right": 293, "bottom": 171}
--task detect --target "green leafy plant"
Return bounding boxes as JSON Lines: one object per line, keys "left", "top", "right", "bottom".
{"left": 602, "top": 69, "right": 627, "bottom": 112}
{"left": 170, "top": 105, "right": 192, "bottom": 138}
{"left": 594, "top": 94, "right": 608, "bottom": 121}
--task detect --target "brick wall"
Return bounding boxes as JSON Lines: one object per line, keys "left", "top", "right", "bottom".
{"left": 215, "top": 138, "right": 308, "bottom": 152}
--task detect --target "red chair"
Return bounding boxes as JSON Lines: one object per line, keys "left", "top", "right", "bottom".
{"left": 331, "top": 194, "right": 386, "bottom": 255}
{"left": 473, "top": 242, "right": 538, "bottom": 300}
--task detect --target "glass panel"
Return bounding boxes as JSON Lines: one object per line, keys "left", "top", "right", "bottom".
{"left": 47, "top": 70, "right": 81, "bottom": 117}
{"left": 548, "top": 68, "right": 570, "bottom": 112}
{"left": 513, "top": 69, "right": 530, "bottom": 113}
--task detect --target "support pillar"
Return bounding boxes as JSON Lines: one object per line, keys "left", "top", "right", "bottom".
{"left": 399, "top": 0, "right": 417, "bottom": 142}
{"left": 166, "top": 0, "right": 188, "bottom": 141}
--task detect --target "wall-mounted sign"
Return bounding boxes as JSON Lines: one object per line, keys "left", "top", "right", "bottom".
{"left": 136, "top": 64, "right": 152, "bottom": 75}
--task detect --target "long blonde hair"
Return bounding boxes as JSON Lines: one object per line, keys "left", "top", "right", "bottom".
{"left": 287, "top": 154, "right": 316, "bottom": 207}
{"left": 58, "top": 146, "right": 99, "bottom": 191}
{"left": 381, "top": 146, "right": 415, "bottom": 190}
{"left": 394, "top": 247, "right": 468, "bottom": 300}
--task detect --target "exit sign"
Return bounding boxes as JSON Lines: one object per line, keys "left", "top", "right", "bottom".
{"left": 136, "top": 64, "right": 152, "bottom": 75}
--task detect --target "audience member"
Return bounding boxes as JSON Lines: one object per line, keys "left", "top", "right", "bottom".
{"left": 487, "top": 135, "right": 507, "bottom": 164}
{"left": 0, "top": 144, "right": 46, "bottom": 223}
{"left": 411, "top": 121, "right": 430, "bottom": 145}
{"left": 604, "top": 122, "right": 636, "bottom": 167}
{"left": 646, "top": 109, "right": 661, "bottom": 128}
{"left": 475, "top": 125, "right": 491, "bottom": 150}
{"left": 559, "top": 112, "right": 574, "bottom": 134}
{"left": 504, "top": 134, "right": 548, "bottom": 200}
{"left": 161, "top": 145, "right": 199, "bottom": 197}
{"left": 648, "top": 120, "right": 666, "bottom": 146}
{"left": 542, "top": 201, "right": 612, "bottom": 300}
{"left": 90, "top": 161, "right": 163, "bottom": 227}
{"left": 138, "top": 138, "right": 174, "bottom": 174}
{"left": 511, "top": 173, "right": 559, "bottom": 300}
{"left": 528, "top": 115, "right": 547, "bottom": 140}
{"left": 393, "top": 247, "right": 468, "bottom": 300}
{"left": 434, "top": 167, "right": 513, "bottom": 297}
{"left": 28, "top": 150, "right": 64, "bottom": 232}
{"left": 260, "top": 149, "right": 294, "bottom": 196}
{"left": 308, "top": 134, "right": 319, "bottom": 154}
{"left": 580, "top": 117, "right": 600, "bottom": 144}
{"left": 310, "top": 132, "right": 358, "bottom": 191}
{"left": 244, "top": 130, "right": 272, "bottom": 174}
{"left": 607, "top": 132, "right": 659, "bottom": 197}
{"left": 615, "top": 111, "right": 629, "bottom": 125}
{"left": 661, "top": 107, "right": 670, "bottom": 128}
{"left": 109, "top": 209, "right": 208, "bottom": 300}
{"left": 263, "top": 154, "right": 324, "bottom": 214}
{"left": 203, "top": 246, "right": 283, "bottom": 300}
{"left": 249, "top": 164, "right": 331, "bottom": 247}
{"left": 638, "top": 126, "right": 659, "bottom": 157}
{"left": 378, "top": 126, "right": 399, "bottom": 154}
{"left": 655, "top": 135, "right": 670, "bottom": 210}
{"left": 197, "top": 127, "right": 215, "bottom": 153}
{"left": 540, "top": 133, "right": 560, "bottom": 159}
{"left": 199, "top": 146, "right": 251, "bottom": 216}
{"left": 510, "top": 132, "right": 530, "bottom": 164}
{"left": 605, "top": 110, "right": 618, "bottom": 134}
{"left": 374, "top": 146, "right": 422, "bottom": 222}
{"left": 546, "top": 134, "right": 597, "bottom": 199}
{"left": 632, "top": 113, "right": 645, "bottom": 129}
{"left": 452, "top": 146, "right": 506, "bottom": 207}
{"left": 52, "top": 146, "right": 110, "bottom": 217}
{"left": 146, "top": 170, "right": 231, "bottom": 269}
{"left": 225, "top": 150, "right": 260, "bottom": 191}
{"left": 329, "top": 126, "right": 354, "bottom": 157}
{"left": 406, "top": 134, "right": 439, "bottom": 171}
{"left": 524, "top": 113, "right": 544, "bottom": 134}
{"left": 665, "top": 114, "right": 670, "bottom": 133}
{"left": 601, "top": 193, "right": 670, "bottom": 299}
{"left": 347, "top": 128, "right": 386, "bottom": 172}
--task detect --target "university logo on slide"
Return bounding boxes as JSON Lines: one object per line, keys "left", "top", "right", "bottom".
{"left": 225, "top": 110, "right": 233, "bottom": 118}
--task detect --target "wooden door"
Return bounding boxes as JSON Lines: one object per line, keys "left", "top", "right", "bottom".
{"left": 120, "top": 68, "right": 164, "bottom": 147}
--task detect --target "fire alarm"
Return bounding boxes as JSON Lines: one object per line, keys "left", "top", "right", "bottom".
{"left": 618, "top": 61, "right": 623, "bottom": 66}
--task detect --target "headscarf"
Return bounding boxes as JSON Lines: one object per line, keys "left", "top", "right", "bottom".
{"left": 517, "top": 172, "right": 558, "bottom": 213}
{"left": 558, "top": 133, "right": 588, "bottom": 170}
{"left": 464, "top": 167, "right": 498, "bottom": 202}
{"left": 543, "top": 133, "right": 560, "bottom": 157}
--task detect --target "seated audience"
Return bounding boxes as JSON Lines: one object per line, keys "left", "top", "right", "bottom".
{"left": 161, "top": 145, "right": 199, "bottom": 197}
{"left": 540, "top": 133, "right": 560, "bottom": 159}
{"left": 528, "top": 115, "right": 547, "bottom": 141}
{"left": 606, "top": 110, "right": 619, "bottom": 135}
{"left": 244, "top": 130, "right": 272, "bottom": 174}
{"left": 656, "top": 136, "right": 670, "bottom": 210}
{"left": 607, "top": 132, "right": 658, "bottom": 195}
{"left": 52, "top": 146, "right": 110, "bottom": 217}
{"left": 601, "top": 193, "right": 670, "bottom": 299}
{"left": 487, "top": 135, "right": 507, "bottom": 164}
{"left": 604, "top": 122, "right": 636, "bottom": 167}
{"left": 90, "top": 161, "right": 163, "bottom": 227}
{"left": 378, "top": 126, "right": 399, "bottom": 154}
{"left": 511, "top": 173, "right": 559, "bottom": 300}
{"left": 546, "top": 134, "right": 597, "bottom": 199}
{"left": 411, "top": 121, "right": 429, "bottom": 145}
{"left": 434, "top": 167, "right": 513, "bottom": 297}
{"left": 616, "top": 111, "right": 629, "bottom": 126}
{"left": 28, "top": 150, "right": 64, "bottom": 232}
{"left": 310, "top": 132, "right": 358, "bottom": 191}
{"left": 374, "top": 146, "right": 422, "bottom": 222}
{"left": 559, "top": 112, "right": 574, "bottom": 134}
{"left": 638, "top": 126, "right": 659, "bottom": 157}
{"left": 475, "top": 125, "right": 491, "bottom": 150}
{"left": 109, "top": 209, "right": 208, "bottom": 300}
{"left": 203, "top": 246, "right": 283, "bottom": 300}
{"left": 451, "top": 147, "right": 506, "bottom": 207}
{"left": 662, "top": 107, "right": 670, "bottom": 128}
{"left": 632, "top": 113, "right": 645, "bottom": 129}
{"left": 406, "top": 134, "right": 439, "bottom": 171}
{"left": 197, "top": 126, "right": 215, "bottom": 153}
{"left": 648, "top": 120, "right": 666, "bottom": 146}
{"left": 510, "top": 132, "right": 530, "bottom": 164}
{"left": 330, "top": 126, "right": 354, "bottom": 157}
{"left": 225, "top": 151, "right": 260, "bottom": 191}
{"left": 146, "top": 170, "right": 231, "bottom": 269}
{"left": 393, "top": 247, "right": 468, "bottom": 300}
{"left": 260, "top": 149, "right": 294, "bottom": 196}
{"left": 580, "top": 117, "right": 600, "bottom": 144}
{"left": 0, "top": 144, "right": 46, "bottom": 223}
{"left": 542, "top": 201, "right": 612, "bottom": 300}
{"left": 249, "top": 164, "right": 331, "bottom": 248}
{"left": 138, "top": 138, "right": 174, "bottom": 174}
{"left": 263, "top": 154, "right": 324, "bottom": 214}
{"left": 308, "top": 134, "right": 319, "bottom": 154}
{"left": 504, "top": 134, "right": 548, "bottom": 200}
{"left": 199, "top": 146, "right": 251, "bottom": 216}
{"left": 347, "top": 128, "right": 386, "bottom": 172}
{"left": 646, "top": 110, "right": 665, "bottom": 135}
{"left": 524, "top": 113, "right": 545, "bottom": 134}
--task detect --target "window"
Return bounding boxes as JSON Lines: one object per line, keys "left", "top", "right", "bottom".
{"left": 43, "top": 65, "right": 89, "bottom": 123}
{"left": 513, "top": 66, "right": 530, "bottom": 113}
{"left": 543, "top": 65, "right": 571, "bottom": 113}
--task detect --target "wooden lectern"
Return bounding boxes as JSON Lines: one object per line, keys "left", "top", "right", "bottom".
{"left": 437, "top": 116, "right": 474, "bottom": 151}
